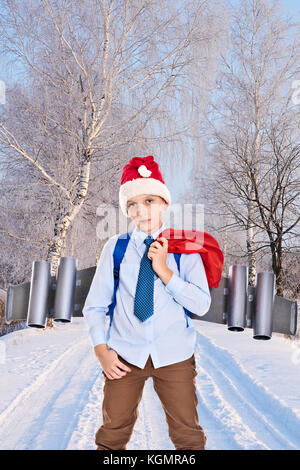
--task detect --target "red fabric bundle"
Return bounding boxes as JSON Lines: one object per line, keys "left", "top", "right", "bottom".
{"left": 157, "top": 228, "right": 224, "bottom": 288}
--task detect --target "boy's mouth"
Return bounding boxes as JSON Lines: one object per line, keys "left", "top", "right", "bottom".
{"left": 139, "top": 218, "right": 151, "bottom": 223}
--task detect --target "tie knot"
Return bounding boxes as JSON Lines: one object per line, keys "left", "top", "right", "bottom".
{"left": 144, "top": 235, "right": 154, "bottom": 247}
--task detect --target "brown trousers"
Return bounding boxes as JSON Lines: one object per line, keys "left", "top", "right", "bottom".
{"left": 95, "top": 353, "right": 207, "bottom": 450}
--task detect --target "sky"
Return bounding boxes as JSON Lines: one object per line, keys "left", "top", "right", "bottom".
{"left": 0, "top": 0, "right": 299, "bottom": 97}
{"left": 0, "top": 0, "right": 299, "bottom": 84}
{"left": 280, "top": 0, "right": 300, "bottom": 15}
{"left": 0, "top": 0, "right": 300, "bottom": 201}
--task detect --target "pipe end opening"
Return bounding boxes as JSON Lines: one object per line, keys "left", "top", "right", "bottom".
{"left": 228, "top": 326, "right": 244, "bottom": 332}
{"left": 253, "top": 335, "right": 271, "bottom": 340}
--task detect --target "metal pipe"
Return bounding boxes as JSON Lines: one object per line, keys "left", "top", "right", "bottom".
{"left": 227, "top": 265, "right": 248, "bottom": 332}
{"left": 253, "top": 272, "right": 276, "bottom": 340}
{"left": 26, "top": 261, "right": 51, "bottom": 328}
{"left": 53, "top": 257, "right": 78, "bottom": 322}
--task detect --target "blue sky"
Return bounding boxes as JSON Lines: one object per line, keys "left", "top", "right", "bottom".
{"left": 0, "top": 0, "right": 299, "bottom": 84}
{"left": 0, "top": 0, "right": 299, "bottom": 202}
{"left": 280, "top": 0, "right": 300, "bottom": 15}
{"left": 227, "top": 0, "right": 300, "bottom": 18}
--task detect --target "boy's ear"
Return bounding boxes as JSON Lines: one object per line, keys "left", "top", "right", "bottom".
{"left": 161, "top": 204, "right": 168, "bottom": 214}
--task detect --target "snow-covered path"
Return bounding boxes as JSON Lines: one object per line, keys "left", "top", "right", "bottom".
{"left": 0, "top": 318, "right": 299, "bottom": 450}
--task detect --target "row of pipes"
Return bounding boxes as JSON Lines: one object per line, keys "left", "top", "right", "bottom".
{"left": 26, "top": 259, "right": 276, "bottom": 340}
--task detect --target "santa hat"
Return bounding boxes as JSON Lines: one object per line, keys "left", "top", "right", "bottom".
{"left": 119, "top": 155, "right": 171, "bottom": 217}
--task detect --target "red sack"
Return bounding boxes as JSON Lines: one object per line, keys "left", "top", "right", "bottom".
{"left": 157, "top": 228, "right": 224, "bottom": 288}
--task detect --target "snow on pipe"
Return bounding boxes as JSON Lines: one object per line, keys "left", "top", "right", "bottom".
{"left": 253, "top": 272, "right": 275, "bottom": 340}
{"left": 26, "top": 261, "right": 52, "bottom": 328}
{"left": 53, "top": 257, "right": 78, "bottom": 323}
{"left": 227, "top": 265, "right": 248, "bottom": 332}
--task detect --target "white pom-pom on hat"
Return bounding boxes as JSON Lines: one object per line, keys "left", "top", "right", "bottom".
{"left": 138, "top": 164, "right": 152, "bottom": 177}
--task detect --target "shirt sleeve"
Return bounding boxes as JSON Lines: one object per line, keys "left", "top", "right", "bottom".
{"left": 82, "top": 236, "right": 116, "bottom": 347}
{"left": 164, "top": 252, "right": 211, "bottom": 317}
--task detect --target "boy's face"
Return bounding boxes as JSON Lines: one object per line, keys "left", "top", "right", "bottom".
{"left": 126, "top": 194, "right": 168, "bottom": 232}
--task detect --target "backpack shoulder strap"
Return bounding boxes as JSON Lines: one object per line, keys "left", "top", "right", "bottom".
{"left": 173, "top": 252, "right": 181, "bottom": 272}
{"left": 113, "top": 233, "right": 132, "bottom": 280}
{"left": 173, "top": 253, "right": 192, "bottom": 326}
{"left": 108, "top": 232, "right": 132, "bottom": 327}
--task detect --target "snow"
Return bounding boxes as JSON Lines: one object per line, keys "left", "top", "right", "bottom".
{"left": 0, "top": 317, "right": 299, "bottom": 450}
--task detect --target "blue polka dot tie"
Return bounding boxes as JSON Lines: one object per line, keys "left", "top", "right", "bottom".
{"left": 134, "top": 235, "right": 155, "bottom": 322}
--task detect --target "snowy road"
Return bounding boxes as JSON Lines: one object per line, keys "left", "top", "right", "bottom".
{"left": 0, "top": 318, "right": 299, "bottom": 450}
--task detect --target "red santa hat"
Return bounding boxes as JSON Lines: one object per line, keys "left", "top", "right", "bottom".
{"left": 119, "top": 155, "right": 171, "bottom": 217}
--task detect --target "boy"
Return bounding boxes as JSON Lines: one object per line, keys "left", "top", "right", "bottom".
{"left": 82, "top": 155, "right": 211, "bottom": 450}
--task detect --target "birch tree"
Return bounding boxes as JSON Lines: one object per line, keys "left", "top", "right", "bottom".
{"left": 0, "top": 0, "right": 211, "bottom": 277}
{"left": 251, "top": 102, "right": 300, "bottom": 295}
{"left": 200, "top": 0, "right": 300, "bottom": 290}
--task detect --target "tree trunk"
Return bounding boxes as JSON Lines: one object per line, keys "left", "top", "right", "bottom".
{"left": 247, "top": 191, "right": 257, "bottom": 287}
{"left": 271, "top": 236, "right": 284, "bottom": 296}
{"left": 46, "top": 159, "right": 91, "bottom": 327}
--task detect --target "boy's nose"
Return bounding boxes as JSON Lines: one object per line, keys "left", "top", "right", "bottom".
{"left": 136, "top": 204, "right": 147, "bottom": 215}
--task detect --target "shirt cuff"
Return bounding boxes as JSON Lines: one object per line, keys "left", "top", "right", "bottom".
{"left": 165, "top": 271, "right": 186, "bottom": 296}
{"left": 88, "top": 324, "right": 107, "bottom": 348}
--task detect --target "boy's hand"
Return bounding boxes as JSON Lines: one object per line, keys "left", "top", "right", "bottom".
{"left": 94, "top": 345, "right": 132, "bottom": 380}
{"left": 148, "top": 237, "right": 173, "bottom": 284}
{"left": 148, "top": 237, "right": 168, "bottom": 272}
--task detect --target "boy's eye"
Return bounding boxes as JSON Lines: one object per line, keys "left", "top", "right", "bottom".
{"left": 128, "top": 199, "right": 153, "bottom": 208}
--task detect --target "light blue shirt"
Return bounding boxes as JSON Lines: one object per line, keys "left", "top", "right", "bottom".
{"left": 82, "top": 221, "right": 211, "bottom": 369}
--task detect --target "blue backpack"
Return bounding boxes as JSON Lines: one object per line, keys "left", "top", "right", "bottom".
{"left": 107, "top": 231, "right": 192, "bottom": 329}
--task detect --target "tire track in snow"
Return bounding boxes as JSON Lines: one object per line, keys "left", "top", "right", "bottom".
{"left": 2, "top": 319, "right": 299, "bottom": 450}
{"left": 0, "top": 337, "right": 89, "bottom": 449}
{"left": 194, "top": 331, "right": 300, "bottom": 450}
{"left": 66, "top": 368, "right": 105, "bottom": 450}
{"left": 31, "top": 349, "right": 101, "bottom": 450}
{"left": 194, "top": 361, "right": 267, "bottom": 450}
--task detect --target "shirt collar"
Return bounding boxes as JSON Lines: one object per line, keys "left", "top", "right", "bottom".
{"left": 131, "top": 221, "right": 167, "bottom": 250}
